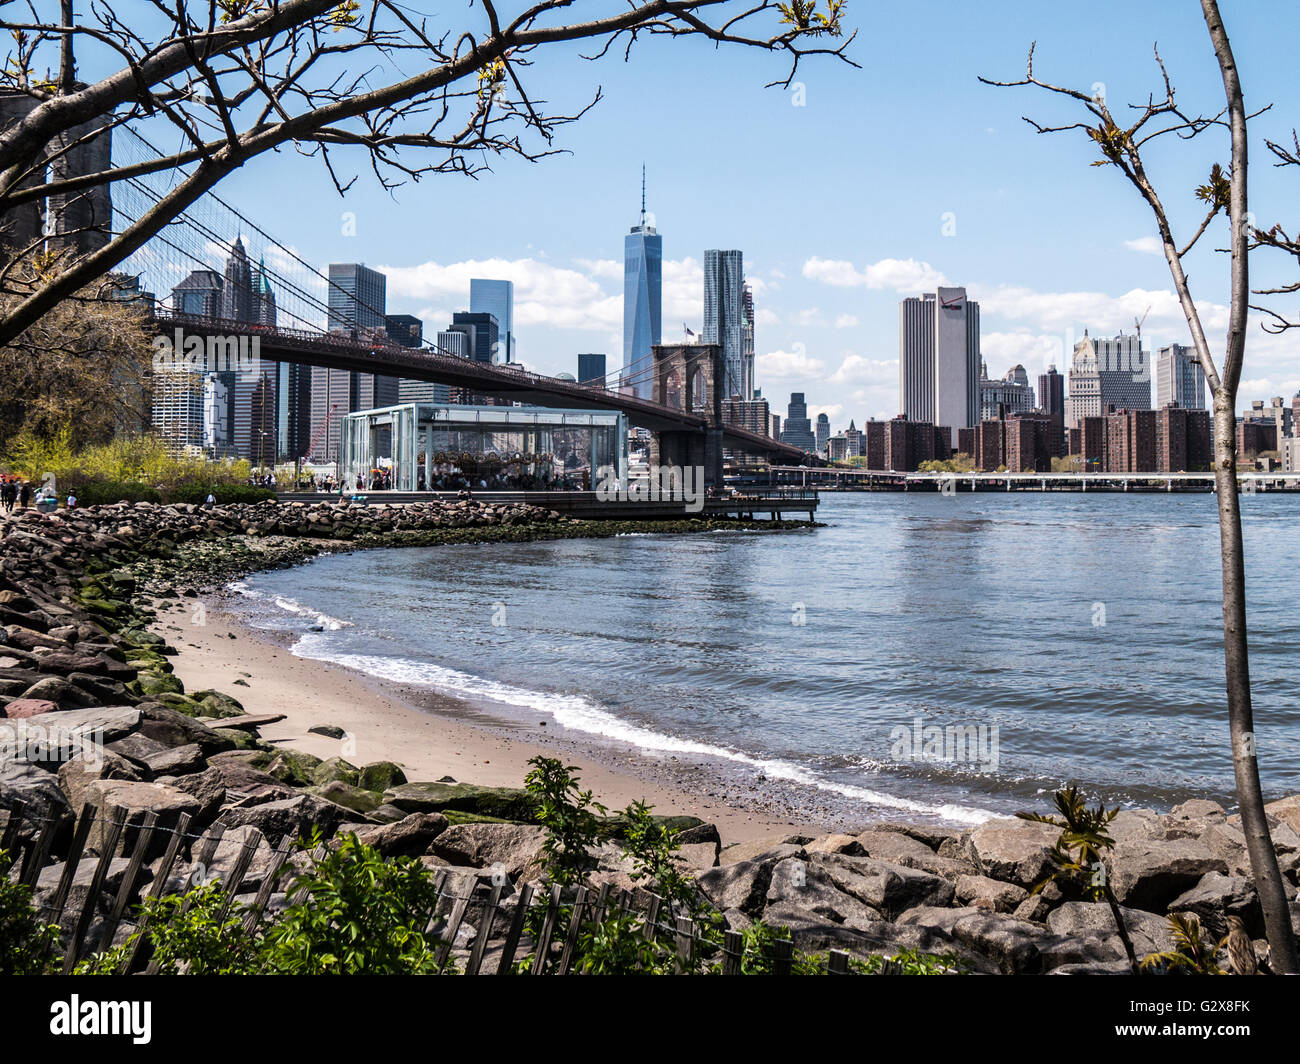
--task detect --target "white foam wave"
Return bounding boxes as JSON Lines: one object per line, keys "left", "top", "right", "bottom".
{"left": 226, "top": 581, "right": 353, "bottom": 631}
{"left": 289, "top": 636, "right": 996, "bottom": 826}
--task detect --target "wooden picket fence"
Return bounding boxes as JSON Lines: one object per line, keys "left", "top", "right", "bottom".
{"left": 1, "top": 799, "right": 868, "bottom": 975}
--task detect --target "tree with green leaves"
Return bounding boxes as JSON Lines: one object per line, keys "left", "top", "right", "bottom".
{"left": 985, "top": 0, "right": 1297, "bottom": 975}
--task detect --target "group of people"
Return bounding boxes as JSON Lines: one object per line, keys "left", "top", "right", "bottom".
{"left": 247, "top": 471, "right": 278, "bottom": 490}
{"left": 0, "top": 476, "right": 32, "bottom": 513}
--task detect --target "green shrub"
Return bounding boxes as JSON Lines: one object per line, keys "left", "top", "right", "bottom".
{"left": 0, "top": 848, "right": 62, "bottom": 975}
{"left": 524, "top": 756, "right": 607, "bottom": 886}
{"left": 167, "top": 482, "right": 275, "bottom": 505}
{"left": 74, "top": 480, "right": 163, "bottom": 506}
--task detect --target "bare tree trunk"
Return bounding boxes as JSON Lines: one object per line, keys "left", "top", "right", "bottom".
{"left": 1204, "top": 0, "right": 1298, "bottom": 975}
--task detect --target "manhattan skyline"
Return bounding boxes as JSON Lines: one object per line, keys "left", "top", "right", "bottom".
{"left": 173, "top": 0, "right": 1300, "bottom": 428}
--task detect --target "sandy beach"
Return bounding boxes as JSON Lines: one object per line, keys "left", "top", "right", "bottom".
{"left": 153, "top": 595, "right": 814, "bottom": 846}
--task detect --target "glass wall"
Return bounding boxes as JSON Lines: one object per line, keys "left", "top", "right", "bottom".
{"left": 339, "top": 403, "right": 626, "bottom": 492}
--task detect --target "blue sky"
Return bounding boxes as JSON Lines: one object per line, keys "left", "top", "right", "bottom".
{"left": 144, "top": 2, "right": 1300, "bottom": 427}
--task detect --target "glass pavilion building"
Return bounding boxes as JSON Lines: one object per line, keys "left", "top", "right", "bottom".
{"left": 338, "top": 403, "right": 627, "bottom": 492}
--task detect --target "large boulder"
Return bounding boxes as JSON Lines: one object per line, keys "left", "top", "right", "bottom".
{"left": 0, "top": 757, "right": 67, "bottom": 814}
{"left": 430, "top": 822, "right": 547, "bottom": 879}
{"left": 349, "top": 812, "right": 448, "bottom": 857}
{"left": 955, "top": 873, "right": 1029, "bottom": 913}
{"left": 1047, "top": 900, "right": 1178, "bottom": 960}
{"left": 810, "top": 851, "right": 954, "bottom": 918}
{"left": 3, "top": 706, "right": 141, "bottom": 766}
{"left": 718, "top": 836, "right": 808, "bottom": 866}
{"left": 1167, "top": 872, "right": 1261, "bottom": 937}
{"left": 154, "top": 766, "right": 227, "bottom": 825}
{"left": 216, "top": 793, "right": 355, "bottom": 845}
{"left": 761, "top": 855, "right": 882, "bottom": 931}
{"left": 1265, "top": 795, "right": 1300, "bottom": 835}
{"left": 135, "top": 703, "right": 235, "bottom": 757}
{"left": 963, "top": 817, "right": 1060, "bottom": 889}
{"left": 383, "top": 781, "right": 537, "bottom": 822}
{"left": 949, "top": 911, "right": 1060, "bottom": 974}
{"left": 84, "top": 778, "right": 203, "bottom": 858}
{"left": 697, "top": 855, "right": 783, "bottom": 916}
{"left": 357, "top": 761, "right": 407, "bottom": 793}
{"left": 57, "top": 751, "right": 142, "bottom": 811}
{"left": 855, "top": 829, "right": 976, "bottom": 879}
{"left": 1108, "top": 837, "right": 1227, "bottom": 912}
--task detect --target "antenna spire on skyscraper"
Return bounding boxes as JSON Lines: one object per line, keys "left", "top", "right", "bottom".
{"left": 640, "top": 163, "right": 646, "bottom": 227}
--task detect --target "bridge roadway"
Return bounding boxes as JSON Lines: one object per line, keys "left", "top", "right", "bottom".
{"left": 154, "top": 313, "right": 811, "bottom": 462}
{"left": 764, "top": 466, "right": 1300, "bottom": 492}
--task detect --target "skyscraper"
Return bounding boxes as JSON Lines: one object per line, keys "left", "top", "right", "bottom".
{"left": 470, "top": 279, "right": 513, "bottom": 363}
{"left": 742, "top": 282, "right": 756, "bottom": 400}
{"left": 327, "top": 263, "right": 386, "bottom": 333}
{"left": 451, "top": 312, "right": 499, "bottom": 364}
{"left": 220, "top": 236, "right": 252, "bottom": 322}
{"left": 703, "top": 249, "right": 746, "bottom": 399}
{"left": 1066, "top": 331, "right": 1150, "bottom": 427}
{"left": 899, "top": 287, "right": 980, "bottom": 448}
{"left": 815, "top": 412, "right": 830, "bottom": 454}
{"left": 779, "top": 393, "right": 816, "bottom": 452}
{"left": 1037, "top": 364, "right": 1066, "bottom": 459}
{"left": 1155, "top": 343, "right": 1206, "bottom": 410}
{"left": 622, "top": 168, "right": 662, "bottom": 400}
{"left": 578, "top": 353, "right": 607, "bottom": 386}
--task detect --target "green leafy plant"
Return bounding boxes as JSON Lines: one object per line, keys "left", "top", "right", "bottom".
{"left": 1140, "top": 913, "right": 1225, "bottom": 975}
{"left": 262, "top": 832, "right": 452, "bottom": 974}
{"left": 524, "top": 756, "right": 607, "bottom": 886}
{"left": 0, "top": 848, "right": 62, "bottom": 975}
{"left": 77, "top": 880, "right": 262, "bottom": 975}
{"left": 1018, "top": 786, "right": 1139, "bottom": 973}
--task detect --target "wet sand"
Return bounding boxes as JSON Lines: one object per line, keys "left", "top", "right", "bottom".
{"left": 154, "top": 596, "right": 819, "bottom": 847}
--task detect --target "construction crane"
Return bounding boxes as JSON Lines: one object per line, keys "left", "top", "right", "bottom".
{"left": 1134, "top": 305, "right": 1152, "bottom": 348}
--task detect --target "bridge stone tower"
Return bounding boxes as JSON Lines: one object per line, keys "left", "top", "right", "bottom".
{"left": 650, "top": 342, "right": 724, "bottom": 492}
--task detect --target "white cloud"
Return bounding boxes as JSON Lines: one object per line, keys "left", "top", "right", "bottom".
{"left": 791, "top": 307, "right": 826, "bottom": 327}
{"left": 757, "top": 346, "right": 826, "bottom": 378}
{"left": 834, "top": 313, "right": 860, "bottom": 328}
{"left": 756, "top": 308, "right": 782, "bottom": 327}
{"left": 802, "top": 256, "right": 949, "bottom": 292}
{"left": 829, "top": 353, "right": 896, "bottom": 386}
{"left": 1124, "top": 236, "right": 1164, "bottom": 256}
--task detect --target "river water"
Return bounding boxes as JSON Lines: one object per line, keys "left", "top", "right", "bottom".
{"left": 225, "top": 492, "right": 1300, "bottom": 824}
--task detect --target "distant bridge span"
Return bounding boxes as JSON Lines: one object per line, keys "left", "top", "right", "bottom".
{"left": 154, "top": 313, "right": 813, "bottom": 463}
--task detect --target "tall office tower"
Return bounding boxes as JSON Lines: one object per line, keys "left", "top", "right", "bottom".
{"left": 202, "top": 374, "right": 229, "bottom": 454}
{"left": 436, "top": 329, "right": 470, "bottom": 361}
{"left": 899, "top": 287, "right": 980, "bottom": 449}
{"left": 451, "top": 312, "right": 500, "bottom": 364}
{"left": 470, "top": 279, "right": 514, "bottom": 362}
{"left": 1066, "top": 330, "right": 1150, "bottom": 427}
{"left": 578, "top": 353, "right": 607, "bottom": 386}
{"left": 741, "top": 282, "right": 756, "bottom": 400}
{"left": 308, "top": 367, "right": 353, "bottom": 463}
{"left": 1155, "top": 343, "right": 1206, "bottom": 410}
{"left": 277, "top": 361, "right": 312, "bottom": 462}
{"left": 249, "top": 258, "right": 277, "bottom": 327}
{"left": 386, "top": 314, "right": 423, "bottom": 348}
{"left": 779, "top": 392, "right": 816, "bottom": 452}
{"left": 1037, "top": 364, "right": 1066, "bottom": 459}
{"left": 703, "top": 249, "right": 746, "bottom": 399}
{"left": 1038, "top": 365, "right": 1065, "bottom": 417}
{"left": 327, "top": 263, "right": 386, "bottom": 333}
{"left": 152, "top": 368, "right": 207, "bottom": 452}
{"left": 771, "top": 413, "right": 781, "bottom": 439}
{"left": 220, "top": 237, "right": 253, "bottom": 322}
{"left": 815, "top": 412, "right": 830, "bottom": 453}
{"left": 622, "top": 168, "right": 662, "bottom": 399}
{"left": 323, "top": 263, "right": 396, "bottom": 421}
{"left": 171, "top": 269, "right": 223, "bottom": 317}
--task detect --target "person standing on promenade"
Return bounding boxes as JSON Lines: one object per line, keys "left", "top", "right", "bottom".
{"left": 18, "top": 481, "right": 31, "bottom": 509}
